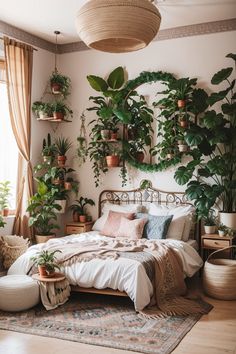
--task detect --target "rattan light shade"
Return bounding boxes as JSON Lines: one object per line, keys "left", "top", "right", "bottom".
{"left": 76, "top": 0, "right": 161, "bottom": 53}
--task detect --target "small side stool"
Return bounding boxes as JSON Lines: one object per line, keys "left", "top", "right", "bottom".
{"left": 0, "top": 275, "right": 40, "bottom": 312}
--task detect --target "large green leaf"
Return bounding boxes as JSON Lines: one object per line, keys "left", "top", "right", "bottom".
{"left": 208, "top": 80, "right": 235, "bottom": 106}
{"left": 99, "top": 107, "right": 113, "bottom": 119}
{"left": 226, "top": 53, "right": 236, "bottom": 62}
{"left": 198, "top": 138, "right": 214, "bottom": 156}
{"left": 185, "top": 128, "right": 204, "bottom": 146}
{"left": 174, "top": 166, "right": 193, "bottom": 185}
{"left": 192, "top": 88, "right": 209, "bottom": 113}
{"left": 211, "top": 67, "right": 233, "bottom": 85}
{"left": 207, "top": 156, "right": 227, "bottom": 176}
{"left": 222, "top": 102, "right": 236, "bottom": 116}
{"left": 185, "top": 181, "right": 204, "bottom": 200}
{"left": 87, "top": 75, "right": 108, "bottom": 92}
{"left": 107, "top": 67, "right": 125, "bottom": 89}
{"left": 113, "top": 108, "right": 132, "bottom": 123}
{"left": 202, "top": 111, "right": 225, "bottom": 129}
{"left": 38, "top": 182, "right": 48, "bottom": 196}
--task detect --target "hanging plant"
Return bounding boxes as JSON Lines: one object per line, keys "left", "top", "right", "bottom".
{"left": 50, "top": 71, "right": 71, "bottom": 98}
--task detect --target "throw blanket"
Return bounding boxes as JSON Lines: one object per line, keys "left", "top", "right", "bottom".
{"left": 42, "top": 239, "right": 211, "bottom": 317}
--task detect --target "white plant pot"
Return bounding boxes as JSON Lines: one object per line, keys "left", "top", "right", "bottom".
{"left": 55, "top": 200, "right": 67, "bottom": 214}
{"left": 218, "top": 230, "right": 226, "bottom": 237}
{"left": 178, "top": 144, "right": 188, "bottom": 152}
{"left": 219, "top": 212, "right": 236, "bottom": 229}
{"left": 204, "top": 225, "right": 216, "bottom": 234}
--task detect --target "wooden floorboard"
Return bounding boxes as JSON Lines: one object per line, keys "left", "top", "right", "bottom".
{"left": 0, "top": 277, "right": 236, "bottom": 354}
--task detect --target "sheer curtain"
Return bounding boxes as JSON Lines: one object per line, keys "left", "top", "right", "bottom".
{"left": 4, "top": 37, "right": 34, "bottom": 238}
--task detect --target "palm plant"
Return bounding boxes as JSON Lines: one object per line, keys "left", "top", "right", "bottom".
{"left": 31, "top": 250, "right": 61, "bottom": 275}
{"left": 55, "top": 136, "right": 73, "bottom": 156}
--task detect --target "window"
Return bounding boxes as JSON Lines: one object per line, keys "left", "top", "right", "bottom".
{"left": 0, "top": 59, "right": 18, "bottom": 210}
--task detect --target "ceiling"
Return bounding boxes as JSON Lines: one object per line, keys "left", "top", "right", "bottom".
{"left": 0, "top": 0, "right": 235, "bottom": 44}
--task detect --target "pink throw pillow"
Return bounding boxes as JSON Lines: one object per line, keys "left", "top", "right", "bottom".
{"left": 101, "top": 210, "right": 135, "bottom": 237}
{"left": 116, "top": 217, "right": 148, "bottom": 239}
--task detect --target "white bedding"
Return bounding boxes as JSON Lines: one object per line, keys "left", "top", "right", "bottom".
{"left": 8, "top": 231, "right": 203, "bottom": 311}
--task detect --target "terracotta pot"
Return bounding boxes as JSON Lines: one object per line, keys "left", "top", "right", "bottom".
{"left": 2, "top": 209, "right": 9, "bottom": 217}
{"left": 35, "top": 234, "right": 56, "bottom": 244}
{"left": 73, "top": 211, "right": 79, "bottom": 222}
{"left": 57, "top": 155, "right": 67, "bottom": 167}
{"left": 136, "top": 151, "right": 145, "bottom": 163}
{"left": 53, "top": 112, "right": 64, "bottom": 120}
{"left": 51, "top": 83, "right": 61, "bottom": 94}
{"left": 106, "top": 155, "right": 120, "bottom": 167}
{"left": 179, "top": 120, "right": 188, "bottom": 128}
{"left": 38, "top": 265, "right": 47, "bottom": 277}
{"left": 64, "top": 182, "right": 72, "bottom": 190}
{"left": 100, "top": 130, "right": 110, "bottom": 140}
{"left": 177, "top": 99, "right": 186, "bottom": 108}
{"left": 110, "top": 132, "right": 118, "bottom": 140}
{"left": 79, "top": 215, "right": 87, "bottom": 223}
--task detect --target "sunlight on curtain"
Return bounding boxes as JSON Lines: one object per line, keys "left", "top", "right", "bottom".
{"left": 0, "top": 81, "right": 18, "bottom": 209}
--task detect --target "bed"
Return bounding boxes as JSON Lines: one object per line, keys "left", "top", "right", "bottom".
{"left": 8, "top": 181, "right": 203, "bottom": 311}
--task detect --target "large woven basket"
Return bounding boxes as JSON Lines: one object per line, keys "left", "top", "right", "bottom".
{"left": 203, "top": 246, "right": 236, "bottom": 300}
{"left": 0, "top": 235, "right": 30, "bottom": 269}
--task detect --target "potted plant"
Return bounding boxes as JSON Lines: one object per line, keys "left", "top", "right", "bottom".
{"left": 55, "top": 136, "right": 73, "bottom": 167}
{"left": 51, "top": 101, "right": 73, "bottom": 121}
{"left": 217, "top": 223, "right": 228, "bottom": 237}
{"left": 32, "top": 101, "right": 44, "bottom": 118}
{"left": 174, "top": 53, "right": 236, "bottom": 228}
{"left": 171, "top": 77, "right": 197, "bottom": 109}
{"left": 42, "top": 133, "right": 57, "bottom": 164}
{"left": 27, "top": 182, "right": 62, "bottom": 243}
{"left": 50, "top": 71, "right": 71, "bottom": 98}
{"left": 0, "top": 181, "right": 11, "bottom": 217}
{"left": 69, "top": 196, "right": 95, "bottom": 223}
{"left": 31, "top": 250, "right": 62, "bottom": 277}
{"left": 106, "top": 145, "right": 121, "bottom": 167}
{"left": 203, "top": 209, "right": 217, "bottom": 234}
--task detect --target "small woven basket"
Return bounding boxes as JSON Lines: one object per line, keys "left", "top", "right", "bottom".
{"left": 203, "top": 246, "right": 236, "bottom": 300}
{"left": 0, "top": 235, "right": 30, "bottom": 269}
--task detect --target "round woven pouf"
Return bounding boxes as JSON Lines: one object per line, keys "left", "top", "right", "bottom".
{"left": 0, "top": 275, "right": 40, "bottom": 312}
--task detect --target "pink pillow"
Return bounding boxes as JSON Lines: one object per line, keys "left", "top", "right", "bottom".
{"left": 116, "top": 217, "right": 148, "bottom": 239}
{"left": 101, "top": 210, "right": 135, "bottom": 237}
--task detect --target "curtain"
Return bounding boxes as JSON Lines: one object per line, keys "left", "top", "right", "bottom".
{"left": 4, "top": 37, "right": 34, "bottom": 238}
{"left": 0, "top": 59, "right": 6, "bottom": 82}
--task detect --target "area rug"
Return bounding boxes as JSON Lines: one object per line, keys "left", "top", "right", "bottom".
{"left": 0, "top": 293, "right": 210, "bottom": 354}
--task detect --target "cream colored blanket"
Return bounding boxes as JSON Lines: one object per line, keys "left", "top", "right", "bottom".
{"left": 44, "top": 239, "right": 210, "bottom": 317}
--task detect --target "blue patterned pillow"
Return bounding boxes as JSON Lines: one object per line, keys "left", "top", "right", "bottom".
{"left": 136, "top": 213, "right": 173, "bottom": 240}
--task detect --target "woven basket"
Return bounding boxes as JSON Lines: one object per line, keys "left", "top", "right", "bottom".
{"left": 76, "top": 0, "right": 161, "bottom": 53}
{"left": 203, "top": 246, "right": 236, "bottom": 300}
{"left": 0, "top": 235, "right": 30, "bottom": 269}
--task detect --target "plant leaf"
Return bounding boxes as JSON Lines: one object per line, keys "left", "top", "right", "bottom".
{"left": 107, "top": 67, "right": 125, "bottom": 89}
{"left": 226, "top": 53, "right": 236, "bottom": 62}
{"left": 211, "top": 67, "right": 233, "bottom": 85}
{"left": 174, "top": 166, "right": 194, "bottom": 185}
{"left": 87, "top": 75, "right": 108, "bottom": 92}
{"left": 113, "top": 108, "right": 132, "bottom": 123}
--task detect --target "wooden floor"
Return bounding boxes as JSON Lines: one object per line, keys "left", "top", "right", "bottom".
{"left": 0, "top": 278, "right": 236, "bottom": 354}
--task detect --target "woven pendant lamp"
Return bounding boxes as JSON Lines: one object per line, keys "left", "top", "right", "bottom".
{"left": 76, "top": 0, "right": 161, "bottom": 53}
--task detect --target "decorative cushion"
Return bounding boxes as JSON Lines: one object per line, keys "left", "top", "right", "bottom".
{"left": 116, "top": 217, "right": 148, "bottom": 239}
{"left": 92, "top": 203, "right": 142, "bottom": 231}
{"left": 149, "top": 204, "right": 195, "bottom": 241}
{"left": 0, "top": 275, "right": 40, "bottom": 312}
{"left": 136, "top": 213, "right": 173, "bottom": 240}
{"left": 100, "top": 210, "right": 135, "bottom": 237}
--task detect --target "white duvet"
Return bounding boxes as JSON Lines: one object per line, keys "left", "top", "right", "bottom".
{"left": 8, "top": 231, "right": 203, "bottom": 311}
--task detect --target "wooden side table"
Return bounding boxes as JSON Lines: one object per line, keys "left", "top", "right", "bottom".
{"left": 32, "top": 272, "right": 70, "bottom": 310}
{"left": 65, "top": 221, "right": 93, "bottom": 235}
{"left": 201, "top": 234, "right": 236, "bottom": 262}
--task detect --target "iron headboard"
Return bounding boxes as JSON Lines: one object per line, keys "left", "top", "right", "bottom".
{"left": 98, "top": 180, "right": 200, "bottom": 245}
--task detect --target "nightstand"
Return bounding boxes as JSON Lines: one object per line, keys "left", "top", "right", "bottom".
{"left": 201, "top": 233, "right": 236, "bottom": 262}
{"left": 65, "top": 221, "right": 94, "bottom": 235}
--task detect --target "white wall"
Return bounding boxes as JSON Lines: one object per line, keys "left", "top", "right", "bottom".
{"left": 54, "top": 31, "right": 236, "bottom": 221}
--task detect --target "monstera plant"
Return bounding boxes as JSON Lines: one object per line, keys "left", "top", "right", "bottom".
{"left": 174, "top": 53, "right": 236, "bottom": 227}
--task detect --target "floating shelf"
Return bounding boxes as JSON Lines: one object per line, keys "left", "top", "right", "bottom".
{"left": 96, "top": 139, "right": 121, "bottom": 143}
{"left": 37, "top": 118, "right": 72, "bottom": 123}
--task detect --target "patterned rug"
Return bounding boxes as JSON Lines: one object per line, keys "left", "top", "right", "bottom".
{"left": 0, "top": 293, "right": 208, "bottom": 354}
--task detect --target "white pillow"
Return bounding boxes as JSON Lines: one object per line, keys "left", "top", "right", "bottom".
{"left": 149, "top": 203, "right": 195, "bottom": 241}
{"left": 92, "top": 203, "right": 142, "bottom": 231}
